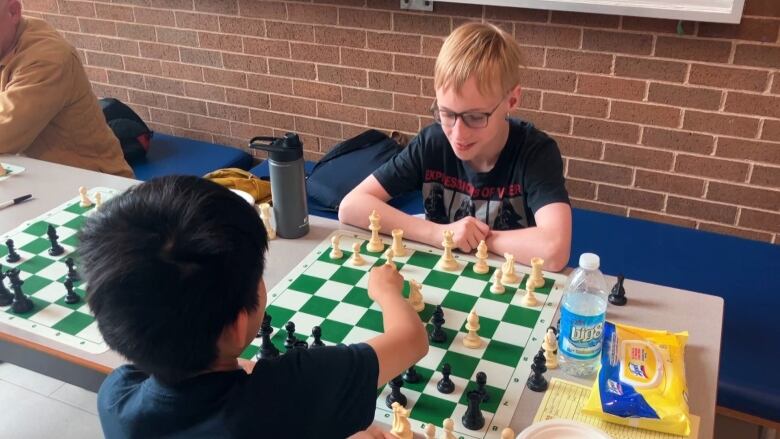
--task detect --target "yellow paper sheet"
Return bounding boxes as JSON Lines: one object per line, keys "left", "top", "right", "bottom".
{"left": 532, "top": 378, "right": 700, "bottom": 439}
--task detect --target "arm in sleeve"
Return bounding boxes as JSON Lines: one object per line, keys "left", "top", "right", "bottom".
{"left": 372, "top": 134, "right": 425, "bottom": 198}
{"left": 0, "top": 59, "right": 71, "bottom": 154}
{"left": 523, "top": 137, "right": 570, "bottom": 214}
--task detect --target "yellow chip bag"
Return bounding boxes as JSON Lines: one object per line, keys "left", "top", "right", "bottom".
{"left": 582, "top": 321, "right": 691, "bottom": 436}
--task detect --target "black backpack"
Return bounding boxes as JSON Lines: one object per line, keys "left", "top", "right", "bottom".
{"left": 99, "top": 98, "right": 153, "bottom": 164}
{"left": 306, "top": 129, "right": 403, "bottom": 211}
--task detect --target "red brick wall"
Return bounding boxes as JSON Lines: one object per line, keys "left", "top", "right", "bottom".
{"left": 21, "top": 0, "right": 780, "bottom": 242}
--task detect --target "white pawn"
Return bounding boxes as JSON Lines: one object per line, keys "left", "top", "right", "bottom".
{"left": 424, "top": 423, "right": 436, "bottom": 439}
{"left": 259, "top": 203, "right": 276, "bottom": 240}
{"left": 543, "top": 328, "right": 559, "bottom": 369}
{"left": 463, "top": 309, "right": 482, "bottom": 349}
{"left": 501, "top": 253, "right": 519, "bottom": 284}
{"left": 473, "top": 240, "right": 489, "bottom": 274}
{"left": 329, "top": 235, "right": 343, "bottom": 259}
{"left": 521, "top": 283, "right": 539, "bottom": 307}
{"left": 441, "top": 418, "right": 456, "bottom": 439}
{"left": 408, "top": 279, "right": 424, "bottom": 312}
{"left": 501, "top": 427, "right": 515, "bottom": 439}
{"left": 490, "top": 269, "right": 505, "bottom": 294}
{"left": 384, "top": 248, "right": 396, "bottom": 270}
{"left": 94, "top": 192, "right": 103, "bottom": 210}
{"left": 78, "top": 186, "right": 93, "bottom": 207}
{"left": 351, "top": 242, "right": 365, "bottom": 266}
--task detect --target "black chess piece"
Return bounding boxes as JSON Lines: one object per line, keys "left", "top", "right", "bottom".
{"left": 257, "top": 314, "right": 279, "bottom": 360}
{"left": 46, "top": 225, "right": 65, "bottom": 256}
{"left": 63, "top": 278, "right": 80, "bottom": 304}
{"left": 526, "top": 348, "right": 548, "bottom": 392}
{"left": 385, "top": 375, "right": 407, "bottom": 408}
{"left": 0, "top": 266, "right": 13, "bottom": 307}
{"left": 284, "top": 321, "right": 297, "bottom": 352}
{"left": 429, "top": 305, "right": 447, "bottom": 343}
{"left": 64, "top": 257, "right": 80, "bottom": 282}
{"left": 7, "top": 268, "right": 33, "bottom": 314}
{"left": 436, "top": 363, "right": 455, "bottom": 394}
{"left": 403, "top": 365, "right": 420, "bottom": 383}
{"left": 310, "top": 325, "right": 325, "bottom": 347}
{"left": 5, "top": 239, "right": 20, "bottom": 263}
{"left": 609, "top": 274, "right": 627, "bottom": 306}
{"left": 475, "top": 371, "right": 489, "bottom": 402}
{"left": 461, "top": 389, "right": 485, "bottom": 430}
{"left": 293, "top": 340, "right": 309, "bottom": 349}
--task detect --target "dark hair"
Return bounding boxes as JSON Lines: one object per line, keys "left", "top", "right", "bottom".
{"left": 79, "top": 176, "right": 268, "bottom": 383}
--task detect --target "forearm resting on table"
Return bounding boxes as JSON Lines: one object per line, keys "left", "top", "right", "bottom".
{"left": 339, "top": 191, "right": 439, "bottom": 247}
{"left": 487, "top": 226, "right": 570, "bottom": 272}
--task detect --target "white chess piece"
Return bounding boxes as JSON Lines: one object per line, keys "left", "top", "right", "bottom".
{"left": 385, "top": 248, "right": 396, "bottom": 269}
{"left": 94, "top": 192, "right": 102, "bottom": 210}
{"left": 391, "top": 228, "right": 406, "bottom": 257}
{"left": 490, "top": 269, "right": 505, "bottom": 294}
{"left": 463, "top": 309, "right": 482, "bottom": 348}
{"left": 329, "top": 235, "right": 343, "bottom": 259}
{"left": 543, "top": 328, "right": 559, "bottom": 369}
{"left": 438, "top": 230, "right": 459, "bottom": 271}
{"left": 259, "top": 203, "right": 276, "bottom": 240}
{"left": 521, "top": 283, "right": 539, "bottom": 307}
{"left": 528, "top": 256, "right": 545, "bottom": 289}
{"left": 78, "top": 186, "right": 93, "bottom": 208}
{"left": 424, "top": 423, "right": 436, "bottom": 439}
{"left": 501, "top": 427, "right": 515, "bottom": 439}
{"left": 473, "top": 240, "right": 489, "bottom": 274}
{"left": 367, "top": 210, "right": 384, "bottom": 252}
{"left": 501, "top": 253, "right": 519, "bottom": 284}
{"left": 441, "top": 418, "right": 456, "bottom": 439}
{"left": 350, "top": 242, "right": 365, "bottom": 266}
{"left": 390, "top": 402, "right": 412, "bottom": 439}
{"left": 408, "top": 279, "right": 424, "bottom": 312}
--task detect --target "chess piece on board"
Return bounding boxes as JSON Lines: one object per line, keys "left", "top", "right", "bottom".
{"left": 63, "top": 278, "right": 80, "bottom": 304}
{"left": 501, "top": 253, "right": 518, "bottom": 284}
{"left": 259, "top": 203, "right": 276, "bottom": 240}
{"left": 429, "top": 305, "right": 447, "bottom": 343}
{"left": 311, "top": 325, "right": 325, "bottom": 347}
{"left": 386, "top": 375, "right": 407, "bottom": 408}
{"left": 329, "top": 235, "right": 343, "bottom": 259}
{"left": 78, "top": 186, "right": 92, "bottom": 207}
{"left": 0, "top": 266, "right": 13, "bottom": 307}
{"left": 64, "top": 257, "right": 80, "bottom": 281}
{"left": 442, "top": 418, "right": 456, "bottom": 439}
{"left": 528, "top": 257, "right": 545, "bottom": 289}
{"left": 609, "top": 274, "right": 627, "bottom": 306}
{"left": 501, "top": 427, "right": 515, "bottom": 439}
{"left": 403, "top": 365, "right": 420, "bottom": 383}
{"left": 521, "top": 283, "right": 539, "bottom": 307}
{"left": 257, "top": 314, "right": 280, "bottom": 360}
{"left": 461, "top": 389, "right": 485, "bottom": 430}
{"left": 463, "top": 309, "right": 482, "bottom": 349}
{"left": 542, "top": 327, "right": 558, "bottom": 369}
{"left": 4, "top": 239, "right": 20, "bottom": 263}
{"left": 526, "top": 348, "right": 548, "bottom": 392}
{"left": 424, "top": 423, "right": 436, "bottom": 439}
{"left": 350, "top": 242, "right": 365, "bottom": 266}
{"left": 475, "top": 371, "right": 489, "bottom": 402}
{"left": 438, "top": 230, "right": 459, "bottom": 271}
{"left": 46, "top": 225, "right": 65, "bottom": 256}
{"left": 7, "top": 268, "right": 33, "bottom": 314}
{"left": 436, "top": 363, "right": 455, "bottom": 394}
{"left": 390, "top": 402, "right": 412, "bottom": 439}
{"left": 94, "top": 192, "right": 102, "bottom": 210}
{"left": 391, "top": 229, "right": 407, "bottom": 257}
{"left": 490, "top": 269, "right": 505, "bottom": 294}
{"left": 367, "top": 210, "right": 384, "bottom": 253}
{"left": 473, "top": 240, "right": 489, "bottom": 274}
{"left": 408, "top": 279, "right": 424, "bottom": 312}
{"left": 384, "top": 248, "right": 396, "bottom": 270}
{"left": 284, "top": 321, "right": 298, "bottom": 352}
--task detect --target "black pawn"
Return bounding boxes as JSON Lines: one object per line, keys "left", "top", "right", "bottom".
{"left": 403, "top": 365, "right": 420, "bottom": 383}
{"left": 7, "top": 269, "right": 33, "bottom": 314}
{"left": 64, "top": 257, "right": 80, "bottom": 282}
{"left": 284, "top": 321, "right": 297, "bottom": 352}
{"left": 0, "top": 267, "right": 13, "bottom": 307}
{"left": 461, "top": 389, "right": 485, "bottom": 430}
{"left": 526, "top": 348, "right": 548, "bottom": 392}
{"left": 63, "top": 278, "right": 80, "bottom": 304}
{"left": 257, "top": 314, "right": 279, "bottom": 360}
{"left": 5, "top": 239, "right": 20, "bottom": 263}
{"left": 293, "top": 340, "right": 309, "bottom": 349}
{"left": 46, "top": 225, "right": 64, "bottom": 256}
{"left": 436, "top": 363, "right": 455, "bottom": 394}
{"left": 429, "top": 305, "right": 447, "bottom": 343}
{"left": 310, "top": 325, "right": 325, "bottom": 347}
{"left": 609, "top": 274, "right": 627, "bottom": 306}
{"left": 385, "top": 375, "right": 407, "bottom": 408}
{"left": 476, "top": 371, "right": 489, "bottom": 402}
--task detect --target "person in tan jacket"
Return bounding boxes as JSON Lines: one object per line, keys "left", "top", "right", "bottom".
{"left": 0, "top": 0, "right": 134, "bottom": 178}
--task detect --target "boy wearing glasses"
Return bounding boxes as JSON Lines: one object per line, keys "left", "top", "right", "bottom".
{"left": 340, "top": 22, "right": 571, "bottom": 271}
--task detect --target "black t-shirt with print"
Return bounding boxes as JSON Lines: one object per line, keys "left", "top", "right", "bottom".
{"left": 373, "top": 119, "right": 569, "bottom": 229}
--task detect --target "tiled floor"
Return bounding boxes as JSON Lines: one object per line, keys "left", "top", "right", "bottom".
{"left": 0, "top": 362, "right": 766, "bottom": 438}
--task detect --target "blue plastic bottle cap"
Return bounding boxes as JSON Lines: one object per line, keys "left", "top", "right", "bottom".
{"left": 579, "top": 253, "right": 600, "bottom": 270}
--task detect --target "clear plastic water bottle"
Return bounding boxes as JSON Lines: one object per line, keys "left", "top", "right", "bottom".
{"left": 558, "top": 253, "right": 609, "bottom": 377}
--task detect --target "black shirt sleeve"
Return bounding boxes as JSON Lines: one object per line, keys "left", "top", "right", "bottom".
{"left": 523, "top": 134, "right": 570, "bottom": 214}
{"left": 372, "top": 134, "right": 425, "bottom": 198}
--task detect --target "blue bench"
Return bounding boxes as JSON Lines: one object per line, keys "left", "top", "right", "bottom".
{"left": 252, "top": 159, "right": 779, "bottom": 423}
{"left": 131, "top": 133, "right": 253, "bottom": 181}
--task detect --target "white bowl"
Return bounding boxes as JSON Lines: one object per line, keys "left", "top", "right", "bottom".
{"left": 230, "top": 189, "right": 255, "bottom": 205}
{"left": 517, "top": 420, "right": 612, "bottom": 439}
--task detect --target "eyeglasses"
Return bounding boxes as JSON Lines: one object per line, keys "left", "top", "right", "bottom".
{"left": 431, "top": 95, "right": 507, "bottom": 129}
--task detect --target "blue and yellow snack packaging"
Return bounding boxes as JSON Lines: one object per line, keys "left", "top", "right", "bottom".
{"left": 582, "top": 321, "right": 691, "bottom": 436}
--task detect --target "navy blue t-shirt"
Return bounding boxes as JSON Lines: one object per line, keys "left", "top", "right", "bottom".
{"left": 98, "top": 343, "right": 379, "bottom": 439}
{"left": 373, "top": 119, "right": 569, "bottom": 229}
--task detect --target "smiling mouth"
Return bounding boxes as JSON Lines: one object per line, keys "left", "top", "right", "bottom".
{"left": 454, "top": 142, "right": 475, "bottom": 151}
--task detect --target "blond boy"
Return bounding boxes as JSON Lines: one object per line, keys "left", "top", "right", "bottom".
{"left": 340, "top": 23, "right": 571, "bottom": 271}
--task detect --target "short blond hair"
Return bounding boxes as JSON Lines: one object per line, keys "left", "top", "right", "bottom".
{"left": 434, "top": 22, "right": 524, "bottom": 98}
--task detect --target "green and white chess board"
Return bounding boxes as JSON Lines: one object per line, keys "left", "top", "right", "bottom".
{"left": 0, "top": 162, "right": 25, "bottom": 181}
{"left": 240, "top": 231, "right": 566, "bottom": 439}
{"left": 0, "top": 188, "right": 118, "bottom": 354}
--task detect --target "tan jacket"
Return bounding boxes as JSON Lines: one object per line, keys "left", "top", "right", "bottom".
{"left": 0, "top": 18, "right": 134, "bottom": 178}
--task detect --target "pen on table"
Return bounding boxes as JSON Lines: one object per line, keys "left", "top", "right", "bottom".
{"left": 0, "top": 194, "right": 32, "bottom": 210}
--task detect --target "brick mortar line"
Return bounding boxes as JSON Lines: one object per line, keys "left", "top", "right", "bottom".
{"left": 697, "top": 220, "right": 776, "bottom": 239}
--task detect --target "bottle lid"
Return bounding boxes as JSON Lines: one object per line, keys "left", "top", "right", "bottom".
{"left": 248, "top": 132, "right": 303, "bottom": 163}
{"left": 578, "top": 253, "right": 600, "bottom": 270}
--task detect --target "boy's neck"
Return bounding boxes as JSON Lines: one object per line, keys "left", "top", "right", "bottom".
{"left": 209, "top": 356, "right": 241, "bottom": 373}
{"left": 465, "top": 119, "right": 510, "bottom": 173}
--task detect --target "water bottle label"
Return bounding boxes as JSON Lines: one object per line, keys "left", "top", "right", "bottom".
{"left": 560, "top": 308, "right": 605, "bottom": 360}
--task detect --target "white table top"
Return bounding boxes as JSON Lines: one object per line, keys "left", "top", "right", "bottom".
{"left": 0, "top": 156, "right": 722, "bottom": 438}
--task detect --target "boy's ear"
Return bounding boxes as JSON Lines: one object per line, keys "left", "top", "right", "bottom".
{"left": 222, "top": 309, "right": 249, "bottom": 348}
{"left": 507, "top": 85, "right": 522, "bottom": 110}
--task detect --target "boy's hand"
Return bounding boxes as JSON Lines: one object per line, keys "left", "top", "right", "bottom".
{"left": 439, "top": 216, "right": 490, "bottom": 252}
{"left": 367, "top": 264, "right": 404, "bottom": 303}
{"left": 348, "top": 424, "right": 396, "bottom": 439}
